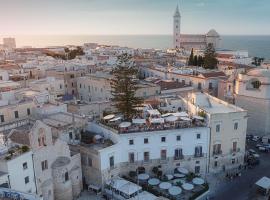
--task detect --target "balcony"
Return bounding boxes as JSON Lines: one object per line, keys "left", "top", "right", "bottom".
{"left": 174, "top": 155, "right": 184, "bottom": 160}
{"left": 212, "top": 150, "right": 222, "bottom": 156}
{"left": 230, "top": 148, "right": 240, "bottom": 154}
{"left": 194, "top": 153, "right": 203, "bottom": 158}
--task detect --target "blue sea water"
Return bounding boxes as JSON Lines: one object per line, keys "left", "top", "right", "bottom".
{"left": 5, "top": 35, "right": 270, "bottom": 59}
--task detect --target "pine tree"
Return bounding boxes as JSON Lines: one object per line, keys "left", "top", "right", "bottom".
{"left": 198, "top": 55, "right": 204, "bottom": 66}
{"left": 111, "top": 53, "right": 143, "bottom": 121}
{"left": 194, "top": 55, "right": 198, "bottom": 66}
{"left": 188, "top": 48, "right": 194, "bottom": 66}
{"left": 203, "top": 44, "right": 218, "bottom": 69}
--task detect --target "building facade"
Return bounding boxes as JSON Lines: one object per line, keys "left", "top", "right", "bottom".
{"left": 235, "top": 68, "right": 270, "bottom": 136}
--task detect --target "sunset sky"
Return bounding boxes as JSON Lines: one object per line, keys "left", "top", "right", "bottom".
{"left": 0, "top": 0, "right": 269, "bottom": 35}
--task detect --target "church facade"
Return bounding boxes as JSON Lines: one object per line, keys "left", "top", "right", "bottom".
{"left": 173, "top": 5, "right": 221, "bottom": 50}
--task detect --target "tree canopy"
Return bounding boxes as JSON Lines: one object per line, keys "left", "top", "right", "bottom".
{"left": 203, "top": 44, "right": 218, "bottom": 69}
{"left": 111, "top": 53, "right": 143, "bottom": 121}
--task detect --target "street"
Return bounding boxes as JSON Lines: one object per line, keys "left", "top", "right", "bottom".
{"left": 212, "top": 140, "right": 270, "bottom": 200}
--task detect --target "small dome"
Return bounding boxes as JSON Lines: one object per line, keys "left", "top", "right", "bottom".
{"left": 206, "top": 29, "right": 220, "bottom": 37}
{"left": 247, "top": 68, "right": 270, "bottom": 77}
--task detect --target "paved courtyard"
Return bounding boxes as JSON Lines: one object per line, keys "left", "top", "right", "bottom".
{"left": 210, "top": 140, "right": 270, "bottom": 200}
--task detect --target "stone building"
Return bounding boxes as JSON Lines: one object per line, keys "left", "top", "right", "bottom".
{"left": 235, "top": 68, "right": 270, "bottom": 136}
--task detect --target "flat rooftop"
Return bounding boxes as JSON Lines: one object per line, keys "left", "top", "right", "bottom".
{"left": 189, "top": 92, "right": 245, "bottom": 114}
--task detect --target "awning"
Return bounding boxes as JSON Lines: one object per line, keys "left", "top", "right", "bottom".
{"left": 132, "top": 119, "right": 146, "bottom": 124}
{"left": 180, "top": 117, "right": 192, "bottom": 121}
{"left": 255, "top": 177, "right": 270, "bottom": 190}
{"left": 165, "top": 116, "right": 178, "bottom": 122}
{"left": 172, "top": 112, "right": 188, "bottom": 117}
{"left": 150, "top": 118, "right": 164, "bottom": 124}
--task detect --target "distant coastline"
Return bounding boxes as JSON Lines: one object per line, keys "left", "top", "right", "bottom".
{"left": 1, "top": 35, "right": 270, "bottom": 59}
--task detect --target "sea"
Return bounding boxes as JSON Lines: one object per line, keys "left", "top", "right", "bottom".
{"left": 3, "top": 35, "right": 270, "bottom": 59}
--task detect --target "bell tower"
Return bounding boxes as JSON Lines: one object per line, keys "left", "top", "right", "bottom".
{"left": 173, "top": 5, "right": 181, "bottom": 49}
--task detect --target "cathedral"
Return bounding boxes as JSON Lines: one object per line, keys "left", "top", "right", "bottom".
{"left": 173, "top": 5, "right": 221, "bottom": 50}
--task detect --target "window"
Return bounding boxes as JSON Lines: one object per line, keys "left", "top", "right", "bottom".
{"left": 23, "top": 162, "right": 28, "bottom": 170}
{"left": 14, "top": 111, "right": 19, "bottom": 119}
{"left": 216, "top": 124, "right": 220, "bottom": 133}
{"left": 194, "top": 146, "right": 203, "bottom": 157}
{"left": 195, "top": 166, "right": 200, "bottom": 174}
{"left": 144, "top": 138, "right": 148, "bottom": 144}
{"left": 144, "top": 152, "right": 149, "bottom": 162}
{"left": 0, "top": 115, "right": 4, "bottom": 123}
{"left": 109, "top": 156, "right": 114, "bottom": 168}
{"left": 232, "top": 142, "right": 237, "bottom": 152}
{"left": 234, "top": 122, "right": 238, "bottom": 130}
{"left": 176, "top": 135, "right": 181, "bottom": 141}
{"left": 60, "top": 84, "right": 62, "bottom": 89}
{"left": 214, "top": 161, "right": 218, "bottom": 167}
{"left": 88, "top": 157, "right": 92, "bottom": 167}
{"left": 64, "top": 172, "right": 69, "bottom": 182}
{"left": 160, "top": 150, "right": 167, "bottom": 160}
{"left": 69, "top": 132, "right": 73, "bottom": 139}
{"left": 161, "top": 137, "right": 166, "bottom": 143}
{"left": 129, "top": 139, "right": 134, "bottom": 145}
{"left": 24, "top": 176, "right": 29, "bottom": 184}
{"left": 129, "top": 153, "right": 135, "bottom": 163}
{"left": 198, "top": 83, "right": 202, "bottom": 90}
{"left": 174, "top": 148, "right": 183, "bottom": 160}
{"left": 213, "top": 144, "right": 222, "bottom": 155}
{"left": 79, "top": 84, "right": 82, "bottom": 88}
{"left": 41, "top": 160, "right": 48, "bottom": 171}
{"left": 27, "top": 108, "right": 31, "bottom": 116}
{"left": 209, "top": 83, "right": 213, "bottom": 90}
{"left": 231, "top": 158, "right": 236, "bottom": 164}
{"left": 196, "top": 133, "right": 201, "bottom": 139}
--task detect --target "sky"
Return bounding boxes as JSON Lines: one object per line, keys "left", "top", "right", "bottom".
{"left": 0, "top": 0, "right": 269, "bottom": 35}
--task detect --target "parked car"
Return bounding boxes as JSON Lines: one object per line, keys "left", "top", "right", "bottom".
{"left": 258, "top": 146, "right": 269, "bottom": 153}
{"left": 256, "top": 144, "right": 263, "bottom": 149}
{"left": 252, "top": 136, "right": 260, "bottom": 142}
{"left": 248, "top": 149, "right": 256, "bottom": 154}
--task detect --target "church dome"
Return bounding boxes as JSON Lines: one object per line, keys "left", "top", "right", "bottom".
{"left": 247, "top": 68, "right": 270, "bottom": 77}
{"left": 206, "top": 29, "right": 220, "bottom": 37}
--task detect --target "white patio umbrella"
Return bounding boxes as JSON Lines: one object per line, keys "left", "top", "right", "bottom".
{"left": 119, "top": 122, "right": 132, "bottom": 128}
{"left": 159, "top": 182, "right": 172, "bottom": 190}
{"left": 165, "top": 116, "right": 178, "bottom": 122}
{"left": 182, "top": 183, "right": 194, "bottom": 191}
{"left": 169, "top": 186, "right": 182, "bottom": 196}
{"left": 103, "top": 114, "right": 115, "bottom": 120}
{"left": 192, "top": 177, "right": 205, "bottom": 185}
{"left": 137, "top": 173, "right": 150, "bottom": 181}
{"left": 180, "top": 117, "right": 192, "bottom": 121}
{"left": 148, "top": 178, "right": 160, "bottom": 186}
{"left": 165, "top": 174, "right": 174, "bottom": 180}
{"left": 177, "top": 167, "right": 189, "bottom": 175}
{"left": 109, "top": 116, "right": 122, "bottom": 122}
{"left": 172, "top": 112, "right": 188, "bottom": 117}
{"left": 174, "top": 173, "right": 185, "bottom": 178}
